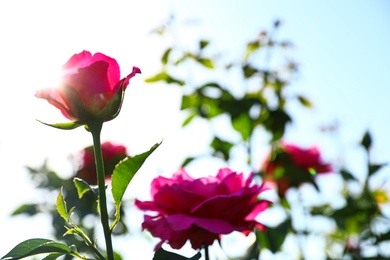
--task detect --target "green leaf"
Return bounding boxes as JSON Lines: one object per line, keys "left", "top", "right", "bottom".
{"left": 239, "top": 238, "right": 260, "bottom": 260}
{"left": 73, "top": 178, "right": 96, "bottom": 199}
{"left": 56, "top": 187, "right": 69, "bottom": 222}
{"left": 360, "top": 130, "right": 372, "bottom": 151}
{"left": 245, "top": 41, "right": 260, "bottom": 60}
{"left": 340, "top": 169, "right": 358, "bottom": 181}
{"left": 144, "top": 71, "right": 168, "bottom": 83}
{"left": 258, "top": 218, "right": 291, "bottom": 253}
{"left": 199, "top": 40, "right": 209, "bottom": 50}
{"left": 181, "top": 94, "right": 199, "bottom": 110}
{"left": 297, "top": 95, "right": 313, "bottom": 108}
{"left": 368, "top": 163, "right": 387, "bottom": 177}
{"left": 42, "top": 253, "right": 65, "bottom": 260}
{"left": 144, "top": 71, "right": 185, "bottom": 86}
{"left": 196, "top": 57, "right": 214, "bottom": 69}
{"left": 36, "top": 120, "right": 83, "bottom": 130}
{"left": 11, "top": 204, "right": 39, "bottom": 216}
{"left": 181, "top": 157, "right": 195, "bottom": 167}
{"left": 111, "top": 141, "right": 162, "bottom": 230}
{"left": 261, "top": 109, "right": 291, "bottom": 141}
{"left": 232, "top": 113, "right": 253, "bottom": 141}
{"left": 153, "top": 247, "right": 201, "bottom": 260}
{"left": 242, "top": 64, "right": 258, "bottom": 78}
{"left": 1, "top": 238, "right": 71, "bottom": 260}
{"left": 182, "top": 113, "right": 197, "bottom": 127}
{"left": 211, "top": 137, "right": 234, "bottom": 160}
{"left": 161, "top": 48, "right": 172, "bottom": 65}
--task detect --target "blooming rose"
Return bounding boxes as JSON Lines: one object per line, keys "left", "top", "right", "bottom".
{"left": 135, "top": 168, "right": 270, "bottom": 250}
{"left": 262, "top": 143, "right": 333, "bottom": 196}
{"left": 36, "top": 50, "right": 141, "bottom": 124}
{"left": 76, "top": 141, "right": 128, "bottom": 184}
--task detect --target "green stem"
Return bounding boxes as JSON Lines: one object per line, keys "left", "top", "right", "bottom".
{"left": 88, "top": 121, "right": 114, "bottom": 260}
{"left": 204, "top": 245, "right": 209, "bottom": 260}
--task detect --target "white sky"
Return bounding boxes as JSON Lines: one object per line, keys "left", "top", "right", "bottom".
{"left": 0, "top": 0, "right": 389, "bottom": 259}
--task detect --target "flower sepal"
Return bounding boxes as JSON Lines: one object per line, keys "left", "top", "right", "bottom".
{"left": 36, "top": 119, "right": 84, "bottom": 130}
{"left": 96, "top": 80, "right": 125, "bottom": 122}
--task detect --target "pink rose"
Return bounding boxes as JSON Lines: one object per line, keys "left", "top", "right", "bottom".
{"left": 262, "top": 143, "right": 333, "bottom": 196}
{"left": 135, "top": 168, "right": 271, "bottom": 250}
{"left": 36, "top": 50, "right": 141, "bottom": 123}
{"left": 76, "top": 141, "right": 128, "bottom": 184}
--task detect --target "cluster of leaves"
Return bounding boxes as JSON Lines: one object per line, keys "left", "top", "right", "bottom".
{"left": 311, "top": 132, "right": 390, "bottom": 259}
{"left": 145, "top": 18, "right": 390, "bottom": 259}
{"left": 146, "top": 20, "right": 304, "bottom": 169}
{"left": 3, "top": 143, "right": 161, "bottom": 259}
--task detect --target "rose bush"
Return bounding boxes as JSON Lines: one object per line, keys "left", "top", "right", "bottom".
{"left": 262, "top": 143, "right": 333, "bottom": 196}
{"left": 76, "top": 141, "right": 128, "bottom": 184}
{"left": 36, "top": 50, "right": 141, "bottom": 124}
{"left": 135, "top": 167, "right": 271, "bottom": 250}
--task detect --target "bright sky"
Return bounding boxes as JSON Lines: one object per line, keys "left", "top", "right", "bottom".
{"left": 0, "top": 0, "right": 389, "bottom": 259}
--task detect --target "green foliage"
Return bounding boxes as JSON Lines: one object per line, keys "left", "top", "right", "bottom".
{"left": 145, "top": 20, "right": 303, "bottom": 170}
{"left": 1, "top": 239, "right": 71, "bottom": 260}
{"left": 297, "top": 95, "right": 313, "bottom": 108}
{"left": 145, "top": 18, "right": 390, "bottom": 259}
{"left": 360, "top": 130, "right": 372, "bottom": 151}
{"left": 153, "top": 248, "right": 201, "bottom": 260}
{"left": 210, "top": 137, "right": 234, "bottom": 160}
{"left": 73, "top": 178, "right": 97, "bottom": 199}
{"left": 258, "top": 218, "right": 291, "bottom": 254}
{"left": 111, "top": 141, "right": 161, "bottom": 230}
{"left": 11, "top": 204, "right": 40, "bottom": 216}
{"left": 56, "top": 187, "right": 71, "bottom": 222}
{"left": 144, "top": 71, "right": 185, "bottom": 86}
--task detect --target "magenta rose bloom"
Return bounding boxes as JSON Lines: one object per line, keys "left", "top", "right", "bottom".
{"left": 135, "top": 168, "right": 271, "bottom": 250}
{"left": 262, "top": 143, "right": 333, "bottom": 196}
{"left": 36, "top": 50, "right": 141, "bottom": 124}
{"left": 76, "top": 141, "right": 128, "bottom": 184}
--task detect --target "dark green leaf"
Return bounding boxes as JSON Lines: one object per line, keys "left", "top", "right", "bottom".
{"left": 258, "top": 218, "right": 291, "bottom": 253}
{"left": 211, "top": 137, "right": 234, "bottom": 160}
{"left": 36, "top": 120, "right": 83, "bottom": 130}
{"left": 199, "top": 40, "right": 209, "bottom": 50}
{"left": 1, "top": 238, "right": 70, "bottom": 260}
{"left": 181, "top": 157, "right": 195, "bottom": 167}
{"left": 243, "top": 64, "right": 258, "bottom": 78}
{"left": 199, "top": 82, "right": 222, "bottom": 89}
{"left": 360, "top": 130, "right": 372, "bottom": 151}
{"left": 153, "top": 247, "right": 201, "bottom": 260}
{"left": 368, "top": 163, "right": 387, "bottom": 177}
{"left": 340, "top": 169, "right": 357, "bottom": 181}
{"left": 237, "top": 238, "right": 260, "bottom": 260}
{"left": 111, "top": 141, "right": 162, "bottom": 229}
{"left": 11, "top": 204, "right": 39, "bottom": 216}
{"left": 42, "top": 253, "right": 65, "bottom": 260}
{"left": 376, "top": 230, "right": 390, "bottom": 243}
{"left": 261, "top": 109, "right": 291, "bottom": 141}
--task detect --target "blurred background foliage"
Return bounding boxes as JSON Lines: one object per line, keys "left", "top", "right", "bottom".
{"left": 11, "top": 16, "right": 390, "bottom": 260}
